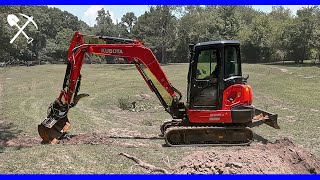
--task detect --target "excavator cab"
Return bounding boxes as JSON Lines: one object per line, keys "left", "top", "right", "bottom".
{"left": 187, "top": 41, "right": 242, "bottom": 110}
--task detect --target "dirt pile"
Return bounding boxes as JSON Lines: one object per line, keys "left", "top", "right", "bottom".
{"left": 173, "top": 138, "right": 319, "bottom": 174}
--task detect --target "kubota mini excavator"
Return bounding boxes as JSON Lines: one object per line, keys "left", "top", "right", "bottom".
{"left": 38, "top": 32, "right": 280, "bottom": 146}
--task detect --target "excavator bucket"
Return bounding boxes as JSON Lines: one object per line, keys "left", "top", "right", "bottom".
{"left": 38, "top": 93, "right": 90, "bottom": 144}
{"left": 38, "top": 117, "right": 70, "bottom": 144}
{"left": 38, "top": 100, "right": 71, "bottom": 144}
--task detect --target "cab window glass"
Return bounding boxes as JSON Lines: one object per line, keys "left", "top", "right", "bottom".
{"left": 224, "top": 46, "right": 240, "bottom": 78}
{"left": 196, "top": 49, "right": 218, "bottom": 79}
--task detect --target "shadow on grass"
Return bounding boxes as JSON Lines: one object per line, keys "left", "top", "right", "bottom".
{"left": 264, "top": 61, "right": 320, "bottom": 68}
{"left": 253, "top": 133, "right": 270, "bottom": 144}
{"left": 113, "top": 64, "right": 137, "bottom": 71}
{"left": 110, "top": 62, "right": 173, "bottom": 71}
{"left": 0, "top": 122, "right": 22, "bottom": 153}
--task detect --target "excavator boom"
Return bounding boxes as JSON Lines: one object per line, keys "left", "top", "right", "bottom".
{"left": 38, "top": 32, "right": 183, "bottom": 144}
{"left": 66, "top": 32, "right": 180, "bottom": 110}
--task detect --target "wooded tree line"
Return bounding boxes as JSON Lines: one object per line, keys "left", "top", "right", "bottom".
{"left": 1, "top": 5, "right": 320, "bottom": 64}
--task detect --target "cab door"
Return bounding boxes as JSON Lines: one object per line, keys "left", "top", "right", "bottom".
{"left": 190, "top": 46, "right": 221, "bottom": 110}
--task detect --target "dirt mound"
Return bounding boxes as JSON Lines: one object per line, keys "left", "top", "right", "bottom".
{"left": 173, "top": 138, "right": 319, "bottom": 174}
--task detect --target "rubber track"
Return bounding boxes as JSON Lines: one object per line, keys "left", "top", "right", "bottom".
{"left": 164, "top": 126, "right": 253, "bottom": 147}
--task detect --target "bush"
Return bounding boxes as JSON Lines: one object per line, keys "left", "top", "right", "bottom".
{"left": 118, "top": 97, "right": 132, "bottom": 110}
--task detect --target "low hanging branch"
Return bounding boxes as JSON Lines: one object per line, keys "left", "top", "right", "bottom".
{"left": 119, "top": 152, "right": 170, "bottom": 174}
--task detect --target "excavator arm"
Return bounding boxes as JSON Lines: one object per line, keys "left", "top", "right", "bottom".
{"left": 38, "top": 32, "right": 183, "bottom": 144}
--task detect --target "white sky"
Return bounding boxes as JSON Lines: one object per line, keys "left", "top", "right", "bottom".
{"left": 48, "top": 5, "right": 308, "bottom": 27}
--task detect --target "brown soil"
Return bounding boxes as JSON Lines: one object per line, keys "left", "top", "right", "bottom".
{"left": 173, "top": 138, "right": 319, "bottom": 174}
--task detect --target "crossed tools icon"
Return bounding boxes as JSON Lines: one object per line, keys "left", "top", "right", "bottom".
{"left": 7, "top": 13, "right": 38, "bottom": 44}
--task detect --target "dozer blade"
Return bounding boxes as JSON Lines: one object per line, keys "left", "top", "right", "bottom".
{"left": 164, "top": 126, "right": 253, "bottom": 147}
{"left": 252, "top": 108, "right": 280, "bottom": 129}
{"left": 38, "top": 116, "right": 71, "bottom": 144}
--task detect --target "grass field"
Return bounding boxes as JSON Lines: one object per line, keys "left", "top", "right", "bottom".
{"left": 0, "top": 63, "right": 319, "bottom": 173}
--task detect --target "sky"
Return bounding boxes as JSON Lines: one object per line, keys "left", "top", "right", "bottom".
{"left": 48, "top": 5, "right": 308, "bottom": 27}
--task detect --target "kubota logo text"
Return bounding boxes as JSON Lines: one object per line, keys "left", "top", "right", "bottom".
{"left": 101, "top": 48, "right": 123, "bottom": 54}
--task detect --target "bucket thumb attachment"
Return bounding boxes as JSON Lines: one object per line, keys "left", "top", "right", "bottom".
{"left": 71, "top": 93, "right": 90, "bottom": 107}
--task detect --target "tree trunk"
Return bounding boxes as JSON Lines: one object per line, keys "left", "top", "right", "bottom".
{"left": 161, "top": 45, "right": 167, "bottom": 64}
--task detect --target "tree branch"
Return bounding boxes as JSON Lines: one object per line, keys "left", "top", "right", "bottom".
{"left": 119, "top": 152, "right": 170, "bottom": 174}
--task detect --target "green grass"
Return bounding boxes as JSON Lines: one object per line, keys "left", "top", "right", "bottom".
{"left": 0, "top": 63, "right": 319, "bottom": 173}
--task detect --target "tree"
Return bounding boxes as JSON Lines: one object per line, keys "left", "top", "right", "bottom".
{"left": 132, "top": 6, "right": 177, "bottom": 63}
{"left": 95, "top": 8, "right": 116, "bottom": 36}
{"left": 173, "top": 6, "right": 207, "bottom": 63}
{"left": 268, "top": 6, "right": 292, "bottom": 62}
{"left": 121, "top": 12, "right": 137, "bottom": 36}
{"left": 217, "top": 6, "right": 240, "bottom": 39}
{"left": 240, "top": 14, "right": 272, "bottom": 63}
{"left": 1, "top": 5, "right": 319, "bottom": 65}
{"left": 282, "top": 6, "right": 318, "bottom": 63}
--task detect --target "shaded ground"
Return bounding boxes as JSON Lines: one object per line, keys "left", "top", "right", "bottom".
{"left": 0, "top": 72, "right": 22, "bottom": 152}
{"left": 0, "top": 122, "right": 22, "bottom": 153}
{"left": 264, "top": 61, "right": 320, "bottom": 68}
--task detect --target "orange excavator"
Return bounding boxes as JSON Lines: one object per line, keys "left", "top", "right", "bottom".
{"left": 38, "top": 32, "right": 280, "bottom": 146}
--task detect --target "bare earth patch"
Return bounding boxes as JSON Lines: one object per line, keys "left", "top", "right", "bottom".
{"left": 173, "top": 138, "right": 319, "bottom": 174}
{"left": 280, "top": 68, "right": 289, "bottom": 73}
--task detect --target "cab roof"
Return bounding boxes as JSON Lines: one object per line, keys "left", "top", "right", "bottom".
{"left": 195, "top": 40, "right": 240, "bottom": 47}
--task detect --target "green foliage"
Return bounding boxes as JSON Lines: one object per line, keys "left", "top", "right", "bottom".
{"left": 118, "top": 96, "right": 133, "bottom": 110}
{"left": 1, "top": 5, "right": 320, "bottom": 64}
{"left": 95, "top": 8, "right": 116, "bottom": 36}
{"left": 132, "top": 6, "right": 177, "bottom": 63}
{"left": 120, "top": 12, "right": 137, "bottom": 37}
{"left": 0, "top": 6, "right": 88, "bottom": 64}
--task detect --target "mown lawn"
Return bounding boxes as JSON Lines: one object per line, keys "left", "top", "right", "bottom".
{"left": 0, "top": 63, "right": 319, "bottom": 173}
